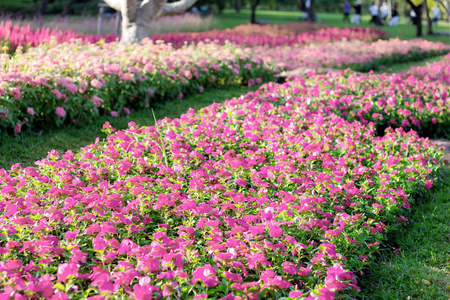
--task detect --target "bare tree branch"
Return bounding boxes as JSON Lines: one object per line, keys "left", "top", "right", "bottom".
{"left": 434, "top": 0, "right": 450, "bottom": 17}
{"left": 139, "top": 0, "right": 166, "bottom": 22}
{"left": 104, "top": 0, "right": 121, "bottom": 11}
{"left": 160, "top": 0, "right": 198, "bottom": 16}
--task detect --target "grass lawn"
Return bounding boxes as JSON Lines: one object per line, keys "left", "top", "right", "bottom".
{"left": 0, "top": 85, "right": 260, "bottom": 170}
{"left": 373, "top": 55, "right": 444, "bottom": 74}
{"left": 359, "top": 168, "right": 450, "bottom": 299}
{"left": 215, "top": 9, "right": 450, "bottom": 43}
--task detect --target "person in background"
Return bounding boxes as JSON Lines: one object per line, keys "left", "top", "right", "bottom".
{"left": 380, "top": 2, "right": 389, "bottom": 21}
{"left": 431, "top": 5, "right": 441, "bottom": 23}
{"left": 369, "top": 2, "right": 379, "bottom": 23}
{"left": 343, "top": 0, "right": 351, "bottom": 22}
{"left": 388, "top": 3, "right": 399, "bottom": 26}
{"left": 351, "top": 0, "right": 362, "bottom": 24}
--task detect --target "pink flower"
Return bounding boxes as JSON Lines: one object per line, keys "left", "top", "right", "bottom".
{"left": 55, "top": 107, "right": 66, "bottom": 118}
{"left": 67, "top": 84, "right": 78, "bottom": 94}
{"left": 282, "top": 262, "right": 297, "bottom": 275}
{"left": 14, "top": 122, "right": 21, "bottom": 134}
{"left": 11, "top": 87, "right": 21, "bottom": 100}
{"left": 123, "top": 107, "right": 130, "bottom": 115}
{"left": 298, "top": 266, "right": 311, "bottom": 276}
{"left": 91, "top": 79, "right": 103, "bottom": 89}
{"left": 27, "top": 107, "right": 35, "bottom": 115}
{"left": 111, "top": 111, "right": 119, "bottom": 117}
{"left": 199, "top": 86, "right": 204, "bottom": 93}
{"left": 57, "top": 263, "right": 79, "bottom": 282}
{"left": 52, "top": 89, "right": 62, "bottom": 99}
{"left": 248, "top": 79, "right": 255, "bottom": 87}
{"left": 144, "top": 64, "right": 154, "bottom": 72}
{"left": 269, "top": 225, "right": 283, "bottom": 238}
{"left": 50, "top": 292, "right": 70, "bottom": 300}
{"left": 431, "top": 118, "right": 437, "bottom": 124}
{"left": 65, "top": 230, "right": 79, "bottom": 239}
{"left": 235, "top": 178, "right": 247, "bottom": 187}
{"left": 192, "top": 265, "right": 219, "bottom": 287}
{"left": 92, "top": 96, "right": 104, "bottom": 107}
{"left": 177, "top": 92, "right": 184, "bottom": 100}
{"left": 223, "top": 271, "right": 243, "bottom": 283}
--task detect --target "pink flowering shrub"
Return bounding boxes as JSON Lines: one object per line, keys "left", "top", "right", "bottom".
{"left": 257, "top": 39, "right": 450, "bottom": 73}
{"left": 0, "top": 40, "right": 270, "bottom": 132}
{"left": 0, "top": 20, "right": 117, "bottom": 54}
{"left": 402, "top": 53, "right": 450, "bottom": 84}
{"left": 152, "top": 26, "right": 388, "bottom": 48}
{"left": 285, "top": 68, "right": 450, "bottom": 138}
{"left": 0, "top": 81, "right": 444, "bottom": 299}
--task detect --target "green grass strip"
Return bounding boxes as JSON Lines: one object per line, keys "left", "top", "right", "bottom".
{"left": 359, "top": 168, "right": 450, "bottom": 299}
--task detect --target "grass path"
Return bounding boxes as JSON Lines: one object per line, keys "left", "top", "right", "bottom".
{"left": 359, "top": 169, "right": 450, "bottom": 299}
{"left": 373, "top": 55, "right": 444, "bottom": 74}
{"left": 0, "top": 85, "right": 260, "bottom": 170}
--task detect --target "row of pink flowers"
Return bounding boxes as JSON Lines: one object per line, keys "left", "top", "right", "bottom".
{"left": 0, "top": 21, "right": 388, "bottom": 54}
{"left": 282, "top": 60, "right": 450, "bottom": 138}
{"left": 0, "top": 20, "right": 117, "bottom": 53}
{"left": 0, "top": 77, "right": 444, "bottom": 299}
{"left": 0, "top": 40, "right": 269, "bottom": 132}
{"left": 402, "top": 53, "right": 450, "bottom": 84}
{"left": 152, "top": 26, "right": 389, "bottom": 48}
{"left": 257, "top": 38, "right": 450, "bottom": 72}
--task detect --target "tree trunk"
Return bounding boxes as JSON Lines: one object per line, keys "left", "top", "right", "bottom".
{"left": 250, "top": 0, "right": 260, "bottom": 24}
{"left": 414, "top": 3, "right": 423, "bottom": 37}
{"left": 61, "top": 0, "right": 77, "bottom": 17}
{"left": 406, "top": 0, "right": 423, "bottom": 37}
{"left": 307, "top": 0, "right": 316, "bottom": 22}
{"left": 104, "top": 0, "right": 198, "bottom": 42}
{"left": 424, "top": 2, "right": 432, "bottom": 34}
{"left": 235, "top": 0, "right": 241, "bottom": 12}
{"left": 39, "top": 0, "right": 49, "bottom": 16}
{"left": 217, "top": 0, "right": 226, "bottom": 14}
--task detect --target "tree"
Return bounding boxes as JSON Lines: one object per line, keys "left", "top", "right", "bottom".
{"left": 235, "top": 0, "right": 242, "bottom": 12}
{"left": 406, "top": 0, "right": 423, "bottom": 37}
{"left": 306, "top": 0, "right": 317, "bottom": 22}
{"left": 250, "top": 0, "right": 261, "bottom": 23}
{"left": 104, "top": 0, "right": 198, "bottom": 43}
{"left": 39, "top": 0, "right": 49, "bottom": 16}
{"left": 424, "top": 0, "right": 432, "bottom": 34}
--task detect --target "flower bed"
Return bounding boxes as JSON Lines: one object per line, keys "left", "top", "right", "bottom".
{"left": 285, "top": 69, "right": 450, "bottom": 138}
{"left": 0, "top": 80, "right": 444, "bottom": 299}
{"left": 257, "top": 39, "right": 450, "bottom": 72}
{"left": 402, "top": 53, "right": 450, "bottom": 84}
{"left": 0, "top": 21, "right": 117, "bottom": 54}
{"left": 0, "top": 40, "right": 270, "bottom": 133}
{"left": 0, "top": 21, "right": 387, "bottom": 54}
{"left": 152, "top": 26, "right": 389, "bottom": 48}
